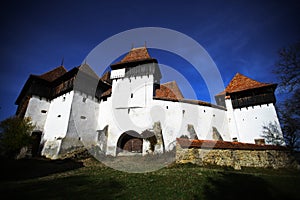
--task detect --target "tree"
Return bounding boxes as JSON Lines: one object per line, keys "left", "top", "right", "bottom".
{"left": 273, "top": 42, "right": 300, "bottom": 150}
{"left": 274, "top": 42, "right": 300, "bottom": 92}
{"left": 261, "top": 121, "right": 285, "bottom": 146}
{"left": 278, "top": 91, "right": 300, "bottom": 150}
{"left": 0, "top": 116, "right": 35, "bottom": 158}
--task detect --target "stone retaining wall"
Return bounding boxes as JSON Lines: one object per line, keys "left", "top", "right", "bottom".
{"left": 176, "top": 139, "right": 298, "bottom": 170}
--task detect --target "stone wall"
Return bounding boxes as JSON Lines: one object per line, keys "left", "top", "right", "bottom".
{"left": 176, "top": 139, "right": 298, "bottom": 170}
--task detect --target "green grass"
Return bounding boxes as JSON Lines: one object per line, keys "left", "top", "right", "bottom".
{"left": 0, "top": 157, "right": 300, "bottom": 200}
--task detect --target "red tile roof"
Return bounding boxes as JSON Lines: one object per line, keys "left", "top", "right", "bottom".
{"left": 155, "top": 81, "right": 184, "bottom": 100}
{"left": 177, "top": 138, "right": 287, "bottom": 150}
{"left": 120, "top": 47, "right": 151, "bottom": 63}
{"left": 111, "top": 47, "right": 156, "bottom": 68}
{"left": 154, "top": 81, "right": 226, "bottom": 110}
{"left": 38, "top": 66, "right": 67, "bottom": 82}
{"left": 216, "top": 73, "right": 276, "bottom": 96}
{"left": 153, "top": 97, "right": 227, "bottom": 110}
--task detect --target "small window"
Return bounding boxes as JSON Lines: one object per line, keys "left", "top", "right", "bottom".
{"left": 62, "top": 97, "right": 66, "bottom": 102}
{"left": 166, "top": 106, "right": 168, "bottom": 109}
{"left": 182, "top": 110, "right": 185, "bottom": 115}
{"left": 131, "top": 93, "right": 133, "bottom": 98}
{"left": 57, "top": 115, "right": 61, "bottom": 118}
{"left": 213, "top": 114, "right": 215, "bottom": 117}
{"left": 203, "top": 110, "right": 206, "bottom": 113}
{"left": 41, "top": 110, "right": 47, "bottom": 114}
{"left": 82, "top": 97, "right": 87, "bottom": 103}
{"left": 80, "top": 116, "right": 86, "bottom": 120}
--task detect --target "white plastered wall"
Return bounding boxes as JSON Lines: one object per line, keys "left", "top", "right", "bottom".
{"left": 68, "top": 91, "right": 100, "bottom": 147}
{"left": 232, "top": 103, "right": 282, "bottom": 144}
{"left": 24, "top": 96, "right": 50, "bottom": 131}
{"left": 41, "top": 91, "right": 74, "bottom": 158}
{"left": 98, "top": 74, "right": 230, "bottom": 156}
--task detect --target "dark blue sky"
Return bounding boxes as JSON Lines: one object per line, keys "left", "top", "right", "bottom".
{"left": 1, "top": 0, "right": 299, "bottom": 121}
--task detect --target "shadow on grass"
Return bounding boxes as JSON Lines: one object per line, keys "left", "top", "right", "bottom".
{"left": 0, "top": 157, "right": 84, "bottom": 181}
{"left": 2, "top": 175, "right": 124, "bottom": 200}
{"left": 202, "top": 172, "right": 293, "bottom": 200}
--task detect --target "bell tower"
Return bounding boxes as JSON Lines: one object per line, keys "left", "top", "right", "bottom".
{"left": 110, "top": 47, "right": 161, "bottom": 108}
{"left": 215, "top": 73, "right": 282, "bottom": 144}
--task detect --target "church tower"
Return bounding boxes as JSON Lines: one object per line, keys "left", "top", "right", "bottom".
{"left": 215, "top": 73, "right": 282, "bottom": 144}
{"left": 99, "top": 47, "right": 162, "bottom": 156}
{"left": 110, "top": 47, "right": 161, "bottom": 108}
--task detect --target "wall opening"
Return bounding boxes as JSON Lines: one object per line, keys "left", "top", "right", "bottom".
{"left": 117, "top": 130, "right": 143, "bottom": 154}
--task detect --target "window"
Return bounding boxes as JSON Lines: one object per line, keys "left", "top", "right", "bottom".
{"left": 131, "top": 93, "right": 133, "bottom": 98}
{"left": 80, "top": 116, "right": 86, "bottom": 120}
{"left": 57, "top": 115, "right": 61, "bottom": 118}
{"left": 41, "top": 110, "right": 47, "bottom": 114}
{"left": 166, "top": 106, "right": 168, "bottom": 109}
{"left": 62, "top": 97, "right": 66, "bottom": 102}
{"left": 82, "top": 97, "right": 87, "bottom": 103}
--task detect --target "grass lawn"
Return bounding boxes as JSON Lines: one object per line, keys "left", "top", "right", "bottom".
{"left": 0, "top": 157, "right": 299, "bottom": 200}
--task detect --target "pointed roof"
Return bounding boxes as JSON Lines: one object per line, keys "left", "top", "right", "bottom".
{"left": 77, "top": 63, "right": 99, "bottom": 79}
{"left": 110, "top": 47, "right": 157, "bottom": 69}
{"left": 226, "top": 73, "right": 275, "bottom": 93}
{"left": 38, "top": 66, "right": 67, "bottom": 82}
{"left": 216, "top": 73, "right": 276, "bottom": 96}
{"left": 120, "top": 47, "right": 151, "bottom": 63}
{"left": 155, "top": 81, "right": 184, "bottom": 100}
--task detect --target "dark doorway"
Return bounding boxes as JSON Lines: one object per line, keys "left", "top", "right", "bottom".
{"left": 117, "top": 131, "right": 143, "bottom": 154}
{"left": 31, "top": 131, "right": 42, "bottom": 157}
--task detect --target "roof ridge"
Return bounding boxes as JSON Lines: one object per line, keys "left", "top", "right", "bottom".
{"left": 224, "top": 72, "right": 275, "bottom": 93}
{"left": 38, "top": 65, "right": 67, "bottom": 82}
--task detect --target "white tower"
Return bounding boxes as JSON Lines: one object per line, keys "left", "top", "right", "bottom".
{"left": 215, "top": 73, "right": 283, "bottom": 144}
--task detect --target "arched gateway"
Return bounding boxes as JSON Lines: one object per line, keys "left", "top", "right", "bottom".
{"left": 117, "top": 131, "right": 143, "bottom": 155}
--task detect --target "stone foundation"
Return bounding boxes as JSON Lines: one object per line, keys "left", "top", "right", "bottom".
{"left": 176, "top": 139, "right": 298, "bottom": 170}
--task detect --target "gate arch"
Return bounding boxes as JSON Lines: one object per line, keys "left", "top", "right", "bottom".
{"left": 117, "top": 130, "right": 143, "bottom": 154}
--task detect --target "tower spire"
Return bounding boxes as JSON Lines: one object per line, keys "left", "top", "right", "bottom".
{"left": 61, "top": 57, "right": 64, "bottom": 66}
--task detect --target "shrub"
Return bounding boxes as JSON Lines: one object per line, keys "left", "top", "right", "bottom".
{"left": 0, "top": 116, "right": 35, "bottom": 158}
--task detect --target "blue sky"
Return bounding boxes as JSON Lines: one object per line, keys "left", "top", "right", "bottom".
{"left": 0, "top": 0, "right": 299, "bottom": 121}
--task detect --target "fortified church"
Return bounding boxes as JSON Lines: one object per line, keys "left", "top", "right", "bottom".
{"left": 16, "top": 47, "right": 283, "bottom": 159}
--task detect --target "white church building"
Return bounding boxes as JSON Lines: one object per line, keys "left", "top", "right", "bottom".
{"left": 15, "top": 47, "right": 283, "bottom": 159}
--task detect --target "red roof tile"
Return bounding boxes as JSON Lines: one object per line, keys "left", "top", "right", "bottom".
{"left": 120, "top": 47, "right": 151, "bottom": 63}
{"left": 216, "top": 73, "right": 276, "bottom": 96}
{"left": 38, "top": 66, "right": 67, "bottom": 82}
{"left": 111, "top": 47, "right": 156, "bottom": 68}
{"left": 155, "top": 81, "right": 184, "bottom": 100}
{"left": 153, "top": 97, "right": 227, "bottom": 110}
{"left": 177, "top": 138, "right": 287, "bottom": 150}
